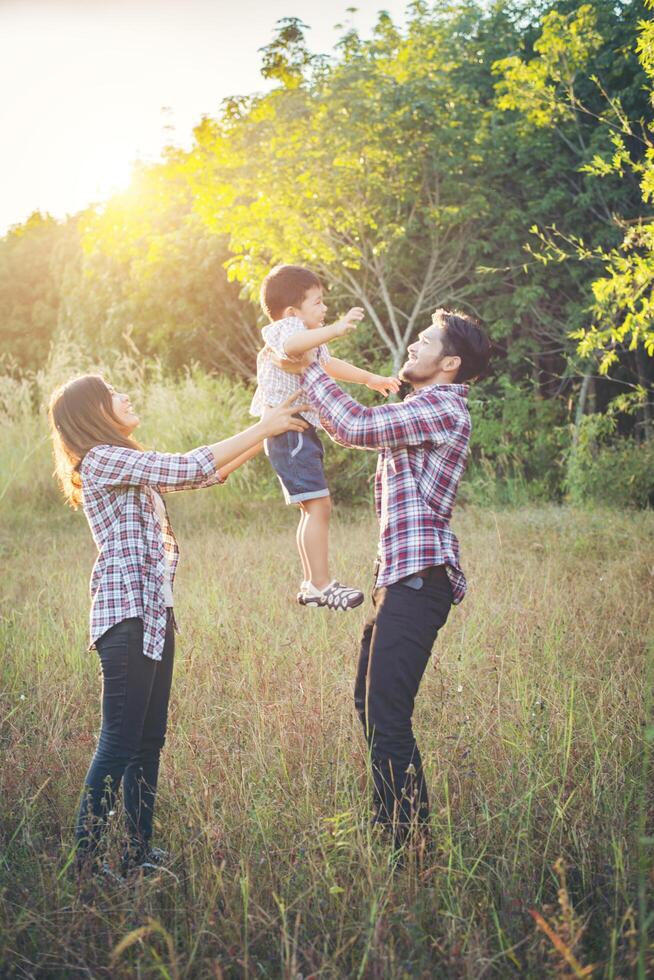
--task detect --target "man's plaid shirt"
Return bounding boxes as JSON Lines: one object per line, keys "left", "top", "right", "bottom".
{"left": 80, "top": 444, "right": 221, "bottom": 661}
{"left": 302, "top": 362, "right": 471, "bottom": 602}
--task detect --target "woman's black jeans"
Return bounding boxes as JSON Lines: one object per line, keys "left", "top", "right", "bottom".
{"left": 75, "top": 612, "right": 175, "bottom": 866}
{"left": 354, "top": 566, "right": 452, "bottom": 847}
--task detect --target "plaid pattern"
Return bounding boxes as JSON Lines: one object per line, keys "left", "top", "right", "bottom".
{"left": 80, "top": 444, "right": 221, "bottom": 660}
{"left": 250, "top": 316, "right": 330, "bottom": 427}
{"left": 302, "top": 363, "right": 471, "bottom": 602}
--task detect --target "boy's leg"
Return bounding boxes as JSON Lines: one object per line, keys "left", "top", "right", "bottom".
{"left": 296, "top": 505, "right": 311, "bottom": 584}
{"left": 265, "top": 428, "right": 325, "bottom": 588}
{"left": 300, "top": 494, "right": 332, "bottom": 589}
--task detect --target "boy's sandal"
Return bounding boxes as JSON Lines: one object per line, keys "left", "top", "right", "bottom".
{"left": 298, "top": 580, "right": 364, "bottom": 611}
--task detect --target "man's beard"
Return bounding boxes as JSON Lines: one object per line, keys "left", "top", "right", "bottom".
{"left": 399, "top": 356, "right": 441, "bottom": 384}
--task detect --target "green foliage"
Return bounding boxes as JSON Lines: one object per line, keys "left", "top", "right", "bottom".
{"left": 0, "top": 212, "right": 81, "bottom": 371}
{"left": 566, "top": 411, "right": 654, "bottom": 507}
{"left": 259, "top": 16, "right": 318, "bottom": 87}
{"left": 185, "top": 4, "right": 493, "bottom": 371}
{"left": 465, "top": 378, "right": 569, "bottom": 502}
{"left": 70, "top": 165, "right": 260, "bottom": 374}
{"left": 493, "top": 5, "right": 603, "bottom": 129}
{"left": 494, "top": 0, "right": 654, "bottom": 376}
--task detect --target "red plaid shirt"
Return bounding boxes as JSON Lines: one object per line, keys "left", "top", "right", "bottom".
{"left": 302, "top": 362, "right": 471, "bottom": 602}
{"left": 80, "top": 444, "right": 221, "bottom": 660}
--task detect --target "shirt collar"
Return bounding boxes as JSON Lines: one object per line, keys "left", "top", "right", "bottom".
{"left": 405, "top": 382, "right": 469, "bottom": 401}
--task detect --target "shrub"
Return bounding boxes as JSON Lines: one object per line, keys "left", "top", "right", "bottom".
{"left": 566, "top": 413, "right": 654, "bottom": 508}
{"left": 466, "top": 378, "right": 569, "bottom": 503}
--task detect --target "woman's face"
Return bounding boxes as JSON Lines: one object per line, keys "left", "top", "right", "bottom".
{"left": 107, "top": 384, "right": 140, "bottom": 433}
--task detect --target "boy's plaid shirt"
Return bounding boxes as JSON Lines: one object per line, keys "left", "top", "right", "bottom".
{"left": 80, "top": 444, "right": 221, "bottom": 661}
{"left": 250, "top": 316, "right": 330, "bottom": 427}
{"left": 302, "top": 362, "right": 471, "bottom": 602}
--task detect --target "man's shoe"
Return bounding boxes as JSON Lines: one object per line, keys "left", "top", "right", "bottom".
{"left": 76, "top": 856, "right": 126, "bottom": 886}
{"left": 121, "top": 845, "right": 171, "bottom": 877}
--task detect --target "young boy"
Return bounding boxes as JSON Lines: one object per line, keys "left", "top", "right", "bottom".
{"left": 250, "top": 264, "right": 399, "bottom": 610}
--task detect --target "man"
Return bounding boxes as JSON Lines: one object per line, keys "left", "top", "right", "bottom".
{"left": 281, "top": 308, "right": 491, "bottom": 852}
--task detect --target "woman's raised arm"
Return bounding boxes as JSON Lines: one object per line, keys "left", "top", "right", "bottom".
{"left": 82, "top": 393, "right": 308, "bottom": 491}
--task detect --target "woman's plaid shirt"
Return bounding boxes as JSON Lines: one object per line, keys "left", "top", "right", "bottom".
{"left": 80, "top": 444, "right": 221, "bottom": 661}
{"left": 302, "top": 363, "right": 471, "bottom": 603}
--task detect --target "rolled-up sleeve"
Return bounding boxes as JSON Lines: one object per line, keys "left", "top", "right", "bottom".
{"left": 82, "top": 444, "right": 220, "bottom": 490}
{"left": 262, "top": 317, "right": 306, "bottom": 360}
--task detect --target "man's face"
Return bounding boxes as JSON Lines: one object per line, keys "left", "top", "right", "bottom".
{"left": 400, "top": 323, "right": 451, "bottom": 386}
{"left": 292, "top": 286, "right": 327, "bottom": 330}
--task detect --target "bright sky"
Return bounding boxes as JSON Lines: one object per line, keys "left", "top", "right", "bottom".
{"left": 0, "top": 0, "right": 408, "bottom": 236}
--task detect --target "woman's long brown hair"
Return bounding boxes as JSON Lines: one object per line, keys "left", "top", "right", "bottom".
{"left": 48, "top": 374, "right": 142, "bottom": 509}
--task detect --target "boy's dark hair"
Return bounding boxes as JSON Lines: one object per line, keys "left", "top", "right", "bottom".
{"left": 260, "top": 265, "right": 322, "bottom": 321}
{"left": 433, "top": 308, "right": 491, "bottom": 382}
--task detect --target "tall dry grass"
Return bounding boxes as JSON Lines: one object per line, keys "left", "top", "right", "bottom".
{"left": 1, "top": 494, "right": 652, "bottom": 978}
{"left": 1, "top": 344, "right": 652, "bottom": 976}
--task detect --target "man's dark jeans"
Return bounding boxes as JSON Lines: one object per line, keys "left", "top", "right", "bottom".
{"left": 354, "top": 566, "right": 452, "bottom": 846}
{"left": 75, "top": 612, "right": 175, "bottom": 865}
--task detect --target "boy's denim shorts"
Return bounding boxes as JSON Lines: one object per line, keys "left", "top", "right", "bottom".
{"left": 264, "top": 423, "right": 330, "bottom": 505}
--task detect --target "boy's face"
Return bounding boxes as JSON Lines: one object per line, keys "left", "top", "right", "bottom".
{"left": 288, "top": 285, "right": 327, "bottom": 330}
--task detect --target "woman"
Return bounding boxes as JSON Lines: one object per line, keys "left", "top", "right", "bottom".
{"left": 48, "top": 373, "right": 306, "bottom": 875}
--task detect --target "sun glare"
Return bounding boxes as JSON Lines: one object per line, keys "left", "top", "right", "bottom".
{"left": 92, "top": 153, "right": 134, "bottom": 200}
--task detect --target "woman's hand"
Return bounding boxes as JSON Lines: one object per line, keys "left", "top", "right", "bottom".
{"left": 210, "top": 392, "right": 308, "bottom": 471}
{"left": 262, "top": 392, "right": 310, "bottom": 437}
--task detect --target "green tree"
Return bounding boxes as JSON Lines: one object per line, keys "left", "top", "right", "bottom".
{"left": 0, "top": 212, "right": 81, "bottom": 371}
{"left": 65, "top": 161, "right": 259, "bottom": 374}
{"left": 486, "top": 0, "right": 650, "bottom": 452}
{"left": 572, "top": 0, "right": 654, "bottom": 429}
{"left": 186, "top": 5, "right": 495, "bottom": 373}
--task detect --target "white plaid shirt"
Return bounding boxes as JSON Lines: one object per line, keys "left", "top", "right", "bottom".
{"left": 250, "top": 316, "right": 330, "bottom": 427}
{"left": 80, "top": 444, "right": 222, "bottom": 660}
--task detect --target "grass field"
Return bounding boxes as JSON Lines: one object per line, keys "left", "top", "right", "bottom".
{"left": 1, "top": 497, "right": 653, "bottom": 978}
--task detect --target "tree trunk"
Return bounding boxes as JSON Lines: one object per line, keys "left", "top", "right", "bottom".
{"left": 566, "top": 371, "right": 593, "bottom": 496}
{"left": 571, "top": 372, "right": 592, "bottom": 451}
{"left": 636, "top": 346, "right": 653, "bottom": 443}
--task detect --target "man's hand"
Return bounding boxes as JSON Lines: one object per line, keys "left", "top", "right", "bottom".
{"left": 366, "top": 374, "right": 401, "bottom": 396}
{"left": 262, "top": 392, "right": 310, "bottom": 436}
{"left": 271, "top": 351, "right": 315, "bottom": 374}
{"left": 331, "top": 306, "right": 364, "bottom": 338}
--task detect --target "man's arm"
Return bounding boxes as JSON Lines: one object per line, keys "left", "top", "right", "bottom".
{"left": 302, "top": 362, "right": 461, "bottom": 450}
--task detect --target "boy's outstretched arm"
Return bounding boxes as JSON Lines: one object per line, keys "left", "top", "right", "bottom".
{"left": 283, "top": 307, "right": 364, "bottom": 357}
{"left": 325, "top": 356, "right": 400, "bottom": 396}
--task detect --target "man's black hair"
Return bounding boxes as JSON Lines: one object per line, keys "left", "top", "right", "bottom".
{"left": 434, "top": 309, "right": 491, "bottom": 382}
